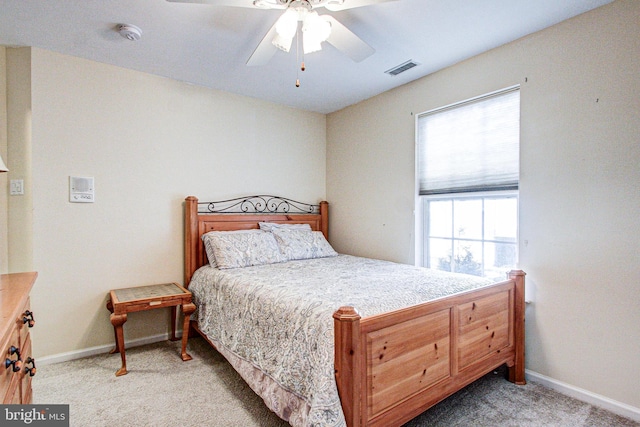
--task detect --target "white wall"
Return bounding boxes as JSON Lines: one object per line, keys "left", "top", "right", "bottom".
{"left": 327, "top": 0, "right": 639, "bottom": 411}
{"left": 0, "top": 47, "right": 8, "bottom": 272}
{"left": 5, "top": 48, "right": 33, "bottom": 274}
{"left": 13, "top": 48, "right": 326, "bottom": 357}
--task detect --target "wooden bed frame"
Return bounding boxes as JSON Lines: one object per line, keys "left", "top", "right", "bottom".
{"left": 184, "top": 195, "right": 526, "bottom": 427}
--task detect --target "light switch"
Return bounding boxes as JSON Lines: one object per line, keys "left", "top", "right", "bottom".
{"left": 10, "top": 179, "right": 24, "bottom": 196}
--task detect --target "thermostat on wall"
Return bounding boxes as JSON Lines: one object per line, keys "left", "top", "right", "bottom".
{"left": 69, "top": 176, "right": 95, "bottom": 203}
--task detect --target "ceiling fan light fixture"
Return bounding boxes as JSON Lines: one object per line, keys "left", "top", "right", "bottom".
{"left": 302, "top": 11, "right": 331, "bottom": 54}
{"left": 273, "top": 34, "right": 294, "bottom": 52}
{"left": 253, "top": 0, "right": 289, "bottom": 9}
{"left": 273, "top": 8, "right": 298, "bottom": 52}
{"left": 303, "top": 37, "right": 322, "bottom": 54}
{"left": 270, "top": 6, "right": 332, "bottom": 55}
{"left": 245, "top": 0, "right": 378, "bottom": 67}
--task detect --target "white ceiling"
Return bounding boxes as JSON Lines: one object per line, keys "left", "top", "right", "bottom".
{"left": 0, "top": 0, "right": 613, "bottom": 114}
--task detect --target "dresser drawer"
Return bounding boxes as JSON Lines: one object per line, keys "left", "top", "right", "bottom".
{"left": 0, "top": 273, "right": 38, "bottom": 405}
{"left": 1, "top": 327, "right": 21, "bottom": 403}
{"left": 20, "top": 335, "right": 34, "bottom": 404}
{"left": 18, "top": 297, "right": 32, "bottom": 345}
{"left": 3, "top": 377, "right": 21, "bottom": 404}
{"left": 16, "top": 297, "right": 34, "bottom": 404}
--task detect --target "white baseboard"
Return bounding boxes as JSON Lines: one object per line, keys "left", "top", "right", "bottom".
{"left": 526, "top": 369, "right": 640, "bottom": 422}
{"left": 36, "top": 333, "right": 170, "bottom": 366}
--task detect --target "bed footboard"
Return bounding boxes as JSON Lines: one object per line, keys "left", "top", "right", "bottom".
{"left": 333, "top": 270, "right": 526, "bottom": 427}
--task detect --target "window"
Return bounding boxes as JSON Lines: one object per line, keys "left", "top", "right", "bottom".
{"left": 417, "top": 87, "right": 519, "bottom": 281}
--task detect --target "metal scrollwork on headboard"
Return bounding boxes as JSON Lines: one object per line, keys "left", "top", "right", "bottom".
{"left": 199, "top": 195, "right": 319, "bottom": 214}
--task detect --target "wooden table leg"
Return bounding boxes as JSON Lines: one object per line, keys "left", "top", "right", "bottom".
{"left": 180, "top": 302, "right": 196, "bottom": 361}
{"left": 106, "top": 300, "right": 120, "bottom": 354}
{"left": 110, "top": 312, "right": 128, "bottom": 376}
{"left": 169, "top": 306, "right": 178, "bottom": 341}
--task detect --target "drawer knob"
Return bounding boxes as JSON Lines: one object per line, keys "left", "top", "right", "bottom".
{"left": 25, "top": 357, "right": 37, "bottom": 377}
{"left": 23, "top": 310, "right": 36, "bottom": 328}
{"left": 4, "top": 346, "right": 22, "bottom": 372}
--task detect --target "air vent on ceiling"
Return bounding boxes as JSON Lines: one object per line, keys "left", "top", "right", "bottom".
{"left": 384, "top": 60, "right": 419, "bottom": 76}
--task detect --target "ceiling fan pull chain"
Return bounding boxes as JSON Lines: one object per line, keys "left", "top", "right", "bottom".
{"left": 299, "top": 28, "right": 306, "bottom": 80}
{"left": 299, "top": 15, "right": 306, "bottom": 72}
{"left": 295, "top": 25, "right": 301, "bottom": 87}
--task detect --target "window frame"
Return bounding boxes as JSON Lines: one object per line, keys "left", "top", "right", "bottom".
{"left": 419, "top": 191, "right": 519, "bottom": 280}
{"left": 414, "top": 86, "right": 520, "bottom": 278}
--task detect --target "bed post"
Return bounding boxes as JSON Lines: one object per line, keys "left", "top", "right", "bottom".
{"left": 319, "top": 201, "right": 329, "bottom": 239}
{"left": 184, "top": 196, "right": 199, "bottom": 288}
{"left": 508, "top": 269, "right": 526, "bottom": 385}
{"left": 333, "top": 306, "right": 362, "bottom": 427}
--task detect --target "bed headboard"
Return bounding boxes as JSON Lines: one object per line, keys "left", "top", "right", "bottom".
{"left": 184, "top": 195, "right": 329, "bottom": 287}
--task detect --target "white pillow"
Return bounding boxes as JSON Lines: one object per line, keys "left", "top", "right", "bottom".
{"left": 271, "top": 229, "right": 338, "bottom": 261}
{"left": 258, "top": 222, "right": 312, "bottom": 232}
{"left": 202, "top": 230, "right": 286, "bottom": 269}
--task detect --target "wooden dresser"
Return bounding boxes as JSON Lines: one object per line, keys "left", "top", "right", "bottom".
{"left": 1, "top": 272, "right": 37, "bottom": 404}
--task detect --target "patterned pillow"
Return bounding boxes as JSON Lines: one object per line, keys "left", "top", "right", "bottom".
{"left": 271, "top": 229, "right": 338, "bottom": 261}
{"left": 202, "top": 230, "right": 286, "bottom": 269}
{"left": 258, "top": 222, "right": 312, "bottom": 232}
{"left": 202, "top": 232, "right": 219, "bottom": 268}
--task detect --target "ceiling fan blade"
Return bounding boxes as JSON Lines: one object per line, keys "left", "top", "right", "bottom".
{"left": 166, "top": 0, "right": 257, "bottom": 7}
{"left": 246, "top": 22, "right": 279, "bottom": 66}
{"left": 323, "top": 15, "right": 374, "bottom": 62}
{"left": 324, "top": 0, "right": 398, "bottom": 12}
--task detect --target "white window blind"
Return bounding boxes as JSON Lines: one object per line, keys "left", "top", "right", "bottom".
{"left": 417, "top": 87, "right": 520, "bottom": 195}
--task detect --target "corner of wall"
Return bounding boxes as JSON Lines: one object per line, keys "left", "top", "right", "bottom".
{"left": 0, "top": 46, "right": 8, "bottom": 273}
{"left": 6, "top": 46, "right": 33, "bottom": 273}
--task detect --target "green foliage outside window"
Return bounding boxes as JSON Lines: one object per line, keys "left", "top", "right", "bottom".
{"left": 437, "top": 246, "right": 482, "bottom": 276}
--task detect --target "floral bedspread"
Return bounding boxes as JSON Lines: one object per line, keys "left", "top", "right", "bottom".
{"left": 189, "top": 255, "right": 492, "bottom": 427}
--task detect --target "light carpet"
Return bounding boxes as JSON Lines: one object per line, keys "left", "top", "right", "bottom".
{"left": 34, "top": 337, "right": 638, "bottom": 427}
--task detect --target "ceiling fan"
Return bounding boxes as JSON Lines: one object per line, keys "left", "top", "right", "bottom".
{"left": 167, "top": 0, "right": 396, "bottom": 67}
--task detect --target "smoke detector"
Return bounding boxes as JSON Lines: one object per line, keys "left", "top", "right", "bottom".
{"left": 118, "top": 24, "right": 142, "bottom": 41}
